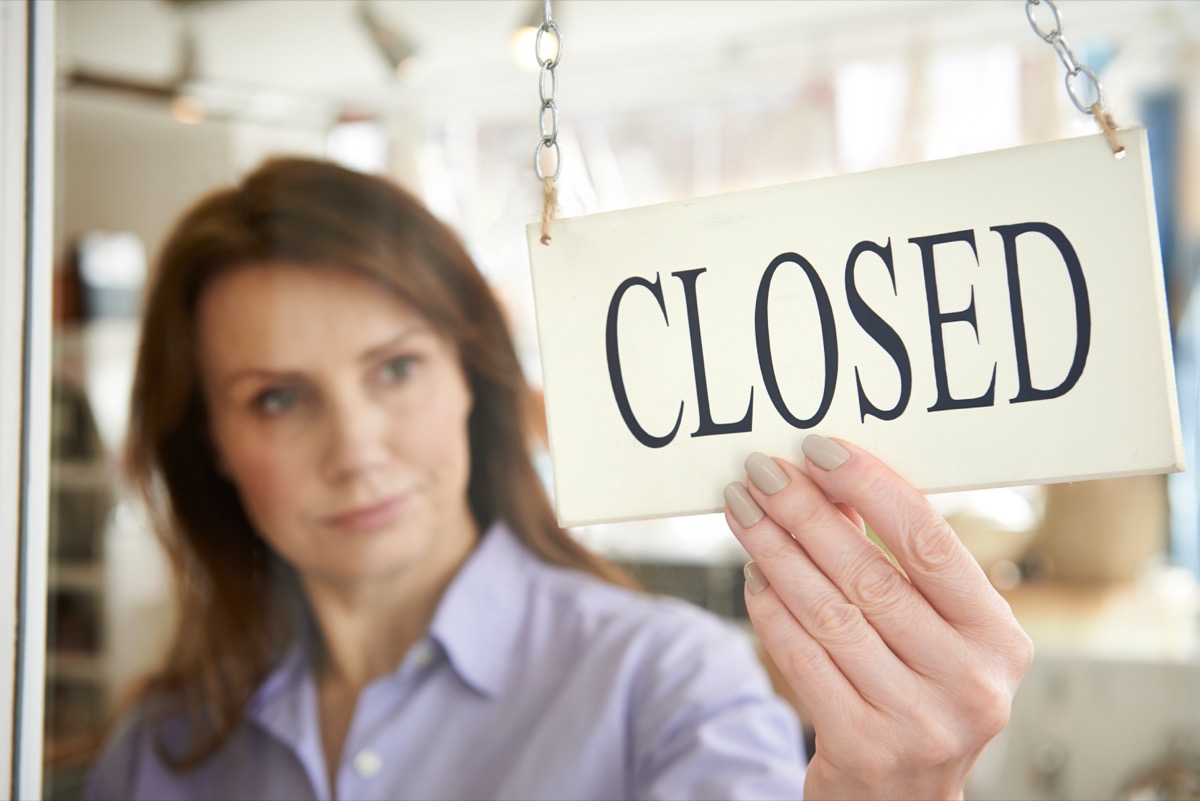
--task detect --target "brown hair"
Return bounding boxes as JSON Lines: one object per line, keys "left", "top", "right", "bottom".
{"left": 125, "top": 157, "right": 635, "bottom": 769}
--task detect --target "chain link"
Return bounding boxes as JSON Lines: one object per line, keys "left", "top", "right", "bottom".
{"left": 1025, "top": 0, "right": 1103, "bottom": 113}
{"left": 533, "top": 0, "right": 562, "bottom": 182}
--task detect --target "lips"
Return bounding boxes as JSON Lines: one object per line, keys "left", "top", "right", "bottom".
{"left": 323, "top": 494, "right": 409, "bottom": 534}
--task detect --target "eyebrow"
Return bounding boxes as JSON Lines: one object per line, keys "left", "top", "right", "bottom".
{"left": 218, "top": 324, "right": 435, "bottom": 392}
{"left": 360, "top": 325, "right": 434, "bottom": 363}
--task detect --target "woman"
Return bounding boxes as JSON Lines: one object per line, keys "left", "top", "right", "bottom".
{"left": 87, "top": 157, "right": 1031, "bottom": 801}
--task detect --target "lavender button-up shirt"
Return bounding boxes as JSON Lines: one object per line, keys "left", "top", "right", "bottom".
{"left": 87, "top": 522, "right": 807, "bottom": 800}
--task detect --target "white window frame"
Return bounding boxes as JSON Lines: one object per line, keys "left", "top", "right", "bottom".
{"left": 2, "top": 1, "right": 55, "bottom": 799}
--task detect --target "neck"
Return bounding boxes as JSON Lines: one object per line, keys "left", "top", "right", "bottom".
{"left": 304, "top": 518, "right": 480, "bottom": 691}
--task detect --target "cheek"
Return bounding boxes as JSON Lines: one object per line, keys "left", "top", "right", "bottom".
{"left": 405, "top": 380, "right": 474, "bottom": 484}
{"left": 214, "top": 424, "right": 304, "bottom": 530}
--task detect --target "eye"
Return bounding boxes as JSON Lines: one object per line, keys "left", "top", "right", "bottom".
{"left": 252, "top": 386, "right": 300, "bottom": 417}
{"left": 379, "top": 355, "right": 416, "bottom": 384}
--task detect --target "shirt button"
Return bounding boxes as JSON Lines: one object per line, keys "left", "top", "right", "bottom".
{"left": 353, "top": 748, "right": 382, "bottom": 779}
{"left": 412, "top": 642, "right": 433, "bottom": 668}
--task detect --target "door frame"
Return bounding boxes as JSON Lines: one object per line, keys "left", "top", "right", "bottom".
{"left": 3, "top": 1, "right": 56, "bottom": 798}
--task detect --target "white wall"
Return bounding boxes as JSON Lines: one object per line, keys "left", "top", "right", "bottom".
{"left": 57, "top": 94, "right": 235, "bottom": 266}
{"left": 57, "top": 93, "right": 328, "bottom": 265}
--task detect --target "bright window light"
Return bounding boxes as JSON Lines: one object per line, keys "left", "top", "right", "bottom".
{"left": 923, "top": 46, "right": 1021, "bottom": 161}
{"left": 326, "top": 118, "right": 389, "bottom": 175}
{"left": 835, "top": 59, "right": 911, "bottom": 173}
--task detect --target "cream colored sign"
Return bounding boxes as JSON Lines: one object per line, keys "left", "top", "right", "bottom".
{"left": 528, "top": 130, "right": 1184, "bottom": 527}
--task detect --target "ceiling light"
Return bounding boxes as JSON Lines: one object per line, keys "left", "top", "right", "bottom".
{"left": 511, "top": 25, "right": 541, "bottom": 73}
{"left": 395, "top": 55, "right": 424, "bottom": 84}
{"left": 511, "top": 0, "right": 560, "bottom": 72}
{"left": 327, "top": 114, "right": 389, "bottom": 175}
{"left": 170, "top": 94, "right": 205, "bottom": 124}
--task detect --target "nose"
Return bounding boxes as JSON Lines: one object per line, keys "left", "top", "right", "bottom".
{"left": 320, "top": 388, "right": 392, "bottom": 484}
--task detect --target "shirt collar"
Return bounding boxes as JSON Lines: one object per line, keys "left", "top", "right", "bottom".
{"left": 245, "top": 627, "right": 331, "bottom": 799}
{"left": 428, "top": 520, "right": 532, "bottom": 699}
{"left": 248, "top": 519, "right": 533, "bottom": 722}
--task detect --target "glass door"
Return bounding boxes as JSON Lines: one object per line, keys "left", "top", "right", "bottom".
{"left": 21, "top": 2, "right": 1200, "bottom": 800}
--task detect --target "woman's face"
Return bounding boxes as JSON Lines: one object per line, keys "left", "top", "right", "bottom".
{"left": 196, "top": 262, "right": 478, "bottom": 587}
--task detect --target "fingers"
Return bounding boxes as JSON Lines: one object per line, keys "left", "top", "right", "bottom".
{"left": 727, "top": 442, "right": 1035, "bottom": 801}
{"left": 798, "top": 436, "right": 1015, "bottom": 632}
{"left": 730, "top": 456, "right": 964, "bottom": 678}
{"left": 737, "top": 566, "right": 868, "bottom": 729}
{"left": 835, "top": 502, "right": 865, "bottom": 533}
{"left": 723, "top": 486, "right": 925, "bottom": 710}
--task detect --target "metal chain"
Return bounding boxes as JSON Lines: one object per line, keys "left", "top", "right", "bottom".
{"left": 1025, "top": 0, "right": 1103, "bottom": 113}
{"left": 534, "top": 0, "right": 562, "bottom": 183}
{"left": 1025, "top": 0, "right": 1124, "bottom": 155}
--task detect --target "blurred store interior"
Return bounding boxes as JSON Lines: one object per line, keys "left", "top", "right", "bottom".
{"left": 44, "top": 1, "right": 1200, "bottom": 799}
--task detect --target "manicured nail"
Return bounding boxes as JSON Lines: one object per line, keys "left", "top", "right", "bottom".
{"left": 803, "top": 434, "right": 849, "bottom": 471}
{"left": 744, "top": 561, "right": 770, "bottom": 596}
{"left": 745, "top": 452, "right": 789, "bottom": 495}
{"left": 724, "top": 481, "right": 764, "bottom": 527}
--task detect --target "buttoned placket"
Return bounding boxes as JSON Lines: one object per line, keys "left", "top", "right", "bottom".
{"left": 336, "top": 638, "right": 440, "bottom": 800}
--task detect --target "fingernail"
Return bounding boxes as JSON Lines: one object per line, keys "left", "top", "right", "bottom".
{"left": 744, "top": 561, "right": 770, "bottom": 596}
{"left": 745, "top": 452, "right": 789, "bottom": 495}
{"left": 802, "top": 434, "right": 849, "bottom": 471}
{"left": 724, "top": 481, "right": 764, "bottom": 528}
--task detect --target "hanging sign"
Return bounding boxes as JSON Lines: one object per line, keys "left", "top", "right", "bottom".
{"left": 527, "top": 129, "right": 1184, "bottom": 527}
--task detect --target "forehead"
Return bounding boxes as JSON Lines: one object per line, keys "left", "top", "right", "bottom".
{"left": 195, "top": 261, "right": 433, "bottom": 368}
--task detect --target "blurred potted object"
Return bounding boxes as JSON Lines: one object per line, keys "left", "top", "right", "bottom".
{"left": 1035, "top": 476, "right": 1168, "bottom": 583}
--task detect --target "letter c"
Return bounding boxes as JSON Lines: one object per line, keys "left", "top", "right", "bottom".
{"left": 606, "top": 274, "right": 685, "bottom": 449}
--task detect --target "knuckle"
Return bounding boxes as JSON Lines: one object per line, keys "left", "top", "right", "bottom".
{"left": 918, "top": 721, "right": 966, "bottom": 767}
{"left": 902, "top": 505, "right": 960, "bottom": 573}
{"left": 759, "top": 535, "right": 794, "bottom": 564}
{"left": 783, "top": 638, "right": 833, "bottom": 682}
{"left": 956, "top": 668, "right": 1015, "bottom": 739}
{"left": 787, "top": 497, "right": 836, "bottom": 537}
{"left": 1011, "top": 628, "right": 1036, "bottom": 675}
{"left": 975, "top": 614, "right": 1036, "bottom": 679}
{"left": 847, "top": 554, "right": 908, "bottom": 614}
{"left": 980, "top": 695, "right": 1014, "bottom": 740}
{"left": 808, "top": 597, "right": 868, "bottom": 645}
{"left": 1019, "top": 633, "right": 1036, "bottom": 674}
{"left": 855, "top": 461, "right": 896, "bottom": 506}
{"left": 895, "top": 706, "right": 971, "bottom": 766}
{"left": 855, "top": 463, "right": 964, "bottom": 576}
{"left": 989, "top": 625, "right": 1036, "bottom": 681}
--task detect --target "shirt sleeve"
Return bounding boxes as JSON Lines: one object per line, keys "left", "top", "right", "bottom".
{"left": 628, "top": 602, "right": 808, "bottom": 801}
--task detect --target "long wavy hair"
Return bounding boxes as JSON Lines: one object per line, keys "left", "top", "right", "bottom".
{"left": 124, "top": 157, "right": 635, "bottom": 769}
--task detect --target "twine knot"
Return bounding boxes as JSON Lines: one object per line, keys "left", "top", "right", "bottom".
{"left": 540, "top": 176, "right": 558, "bottom": 245}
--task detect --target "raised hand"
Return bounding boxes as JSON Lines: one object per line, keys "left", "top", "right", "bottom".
{"left": 724, "top": 436, "right": 1034, "bottom": 801}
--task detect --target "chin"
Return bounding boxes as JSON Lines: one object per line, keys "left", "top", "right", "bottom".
{"left": 289, "top": 529, "right": 428, "bottom": 586}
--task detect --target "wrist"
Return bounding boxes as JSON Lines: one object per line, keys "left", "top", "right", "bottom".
{"left": 803, "top": 759, "right": 967, "bottom": 801}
